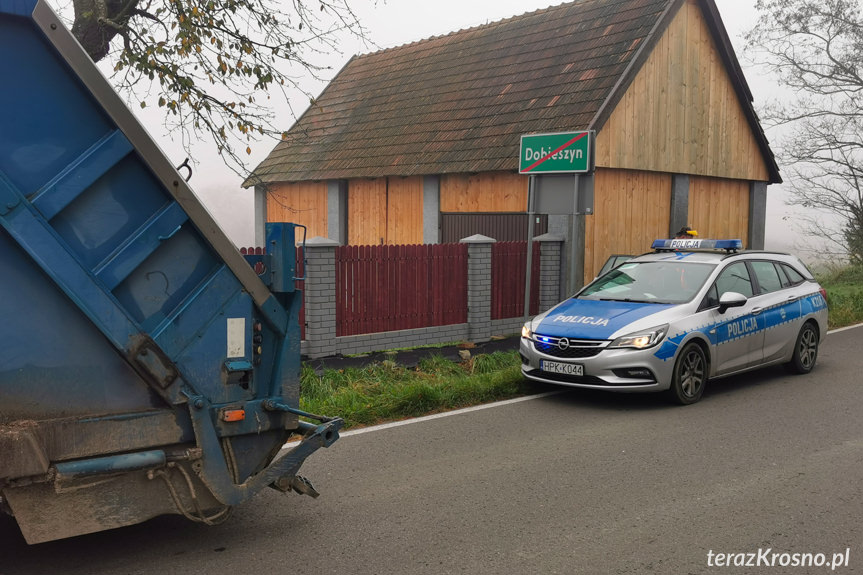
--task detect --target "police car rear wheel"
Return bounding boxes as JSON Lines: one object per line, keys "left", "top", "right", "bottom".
{"left": 786, "top": 321, "right": 819, "bottom": 374}
{"left": 668, "top": 343, "right": 707, "bottom": 405}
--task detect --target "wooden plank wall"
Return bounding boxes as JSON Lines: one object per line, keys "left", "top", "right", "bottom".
{"left": 595, "top": 0, "right": 769, "bottom": 182}
{"left": 348, "top": 178, "right": 387, "bottom": 245}
{"left": 440, "top": 171, "right": 527, "bottom": 212}
{"left": 348, "top": 176, "right": 424, "bottom": 245}
{"left": 688, "top": 176, "right": 750, "bottom": 245}
{"left": 386, "top": 176, "right": 423, "bottom": 245}
{"left": 585, "top": 168, "right": 672, "bottom": 279}
{"left": 266, "top": 181, "right": 328, "bottom": 239}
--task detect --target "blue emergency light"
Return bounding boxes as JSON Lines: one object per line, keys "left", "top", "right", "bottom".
{"left": 651, "top": 239, "right": 743, "bottom": 252}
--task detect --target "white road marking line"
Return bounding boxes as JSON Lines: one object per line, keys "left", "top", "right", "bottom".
{"left": 827, "top": 322, "right": 863, "bottom": 335}
{"left": 339, "top": 391, "right": 562, "bottom": 437}
{"left": 279, "top": 392, "right": 561, "bottom": 450}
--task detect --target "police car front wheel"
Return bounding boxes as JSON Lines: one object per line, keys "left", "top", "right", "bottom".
{"left": 668, "top": 342, "right": 707, "bottom": 405}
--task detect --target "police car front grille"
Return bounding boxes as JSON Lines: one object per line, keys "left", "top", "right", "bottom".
{"left": 533, "top": 337, "right": 606, "bottom": 359}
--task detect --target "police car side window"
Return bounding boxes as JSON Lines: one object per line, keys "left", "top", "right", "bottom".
{"left": 700, "top": 284, "right": 720, "bottom": 310}
{"left": 781, "top": 263, "right": 806, "bottom": 286}
{"left": 750, "top": 260, "right": 783, "bottom": 294}
{"left": 777, "top": 265, "right": 793, "bottom": 288}
{"left": 714, "top": 262, "right": 754, "bottom": 298}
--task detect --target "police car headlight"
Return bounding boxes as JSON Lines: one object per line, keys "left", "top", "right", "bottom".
{"left": 609, "top": 324, "right": 668, "bottom": 349}
{"left": 521, "top": 323, "right": 533, "bottom": 339}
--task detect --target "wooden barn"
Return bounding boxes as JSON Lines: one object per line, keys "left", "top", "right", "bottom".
{"left": 245, "top": 0, "right": 780, "bottom": 290}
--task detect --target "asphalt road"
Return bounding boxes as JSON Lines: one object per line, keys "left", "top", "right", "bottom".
{"left": 3, "top": 327, "right": 862, "bottom": 574}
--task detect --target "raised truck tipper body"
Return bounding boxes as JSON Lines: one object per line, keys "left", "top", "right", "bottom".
{"left": 0, "top": 0, "right": 341, "bottom": 544}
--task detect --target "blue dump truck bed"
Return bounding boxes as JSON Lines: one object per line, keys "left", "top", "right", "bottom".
{"left": 0, "top": 0, "right": 341, "bottom": 544}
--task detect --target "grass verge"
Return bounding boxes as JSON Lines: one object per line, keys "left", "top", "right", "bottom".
{"left": 300, "top": 351, "right": 533, "bottom": 429}
{"left": 819, "top": 264, "right": 863, "bottom": 329}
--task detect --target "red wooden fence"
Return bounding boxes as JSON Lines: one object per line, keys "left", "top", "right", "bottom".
{"left": 491, "top": 241, "right": 540, "bottom": 320}
{"left": 336, "top": 243, "right": 468, "bottom": 337}
{"left": 243, "top": 240, "right": 539, "bottom": 341}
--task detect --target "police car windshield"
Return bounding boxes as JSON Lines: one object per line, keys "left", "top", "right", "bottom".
{"left": 579, "top": 261, "right": 716, "bottom": 304}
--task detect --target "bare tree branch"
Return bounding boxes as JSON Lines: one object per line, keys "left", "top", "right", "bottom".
{"left": 748, "top": 0, "right": 863, "bottom": 263}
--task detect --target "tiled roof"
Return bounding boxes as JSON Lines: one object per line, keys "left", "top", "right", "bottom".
{"left": 246, "top": 0, "right": 688, "bottom": 184}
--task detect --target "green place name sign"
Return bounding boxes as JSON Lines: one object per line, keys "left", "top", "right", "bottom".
{"left": 519, "top": 131, "right": 594, "bottom": 174}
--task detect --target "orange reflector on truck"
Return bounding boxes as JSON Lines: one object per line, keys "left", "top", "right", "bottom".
{"left": 221, "top": 409, "right": 246, "bottom": 422}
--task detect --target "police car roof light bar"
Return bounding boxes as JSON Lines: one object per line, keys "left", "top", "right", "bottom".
{"left": 652, "top": 239, "right": 743, "bottom": 253}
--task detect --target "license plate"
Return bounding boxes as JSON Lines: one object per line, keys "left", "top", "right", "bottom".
{"left": 541, "top": 360, "right": 584, "bottom": 376}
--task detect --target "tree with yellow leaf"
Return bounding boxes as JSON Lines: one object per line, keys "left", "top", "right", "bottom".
{"left": 64, "top": 0, "right": 367, "bottom": 173}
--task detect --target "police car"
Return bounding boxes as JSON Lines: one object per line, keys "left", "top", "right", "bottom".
{"left": 520, "top": 239, "right": 828, "bottom": 404}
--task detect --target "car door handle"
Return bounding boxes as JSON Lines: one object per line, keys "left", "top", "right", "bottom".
{"left": 751, "top": 307, "right": 763, "bottom": 315}
{"left": 786, "top": 295, "right": 799, "bottom": 302}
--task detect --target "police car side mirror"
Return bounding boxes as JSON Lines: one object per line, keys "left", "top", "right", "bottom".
{"left": 718, "top": 291, "right": 747, "bottom": 314}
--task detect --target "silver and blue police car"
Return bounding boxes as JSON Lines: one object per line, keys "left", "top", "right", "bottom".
{"left": 520, "top": 239, "right": 828, "bottom": 404}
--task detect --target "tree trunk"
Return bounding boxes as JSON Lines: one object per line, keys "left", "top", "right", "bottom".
{"left": 71, "top": 0, "right": 138, "bottom": 62}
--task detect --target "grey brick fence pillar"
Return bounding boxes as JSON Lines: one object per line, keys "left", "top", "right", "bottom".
{"left": 460, "top": 234, "right": 495, "bottom": 343}
{"left": 302, "top": 236, "right": 339, "bottom": 358}
{"left": 535, "top": 233, "right": 565, "bottom": 312}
